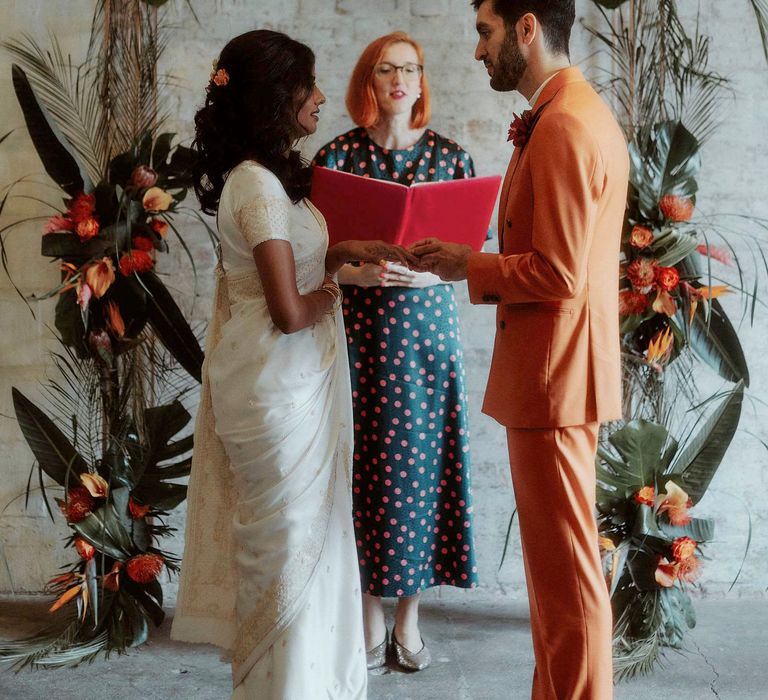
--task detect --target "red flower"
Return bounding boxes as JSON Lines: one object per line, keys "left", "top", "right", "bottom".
{"left": 68, "top": 193, "right": 96, "bottom": 224}
{"left": 629, "top": 225, "right": 654, "bottom": 249}
{"left": 150, "top": 219, "right": 169, "bottom": 237}
{"left": 619, "top": 290, "right": 649, "bottom": 316}
{"left": 659, "top": 194, "right": 694, "bottom": 222}
{"left": 59, "top": 486, "right": 95, "bottom": 523}
{"left": 130, "top": 165, "right": 158, "bottom": 190}
{"left": 677, "top": 554, "right": 702, "bottom": 583}
{"left": 507, "top": 109, "right": 535, "bottom": 148}
{"left": 128, "top": 497, "right": 150, "bottom": 520}
{"left": 74, "top": 537, "right": 96, "bottom": 560}
{"left": 126, "top": 553, "right": 165, "bottom": 583}
{"left": 75, "top": 217, "right": 100, "bottom": 242}
{"left": 626, "top": 258, "right": 657, "bottom": 291}
{"left": 633, "top": 486, "right": 655, "bottom": 506}
{"left": 119, "top": 250, "right": 155, "bottom": 276}
{"left": 132, "top": 235, "right": 155, "bottom": 252}
{"left": 655, "top": 266, "right": 680, "bottom": 292}
{"left": 672, "top": 536, "right": 697, "bottom": 562}
{"left": 43, "top": 214, "right": 74, "bottom": 234}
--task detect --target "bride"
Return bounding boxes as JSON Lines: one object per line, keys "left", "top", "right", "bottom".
{"left": 171, "top": 30, "right": 411, "bottom": 699}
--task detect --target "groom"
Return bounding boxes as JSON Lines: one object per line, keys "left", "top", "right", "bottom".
{"left": 411, "top": 1, "right": 628, "bottom": 698}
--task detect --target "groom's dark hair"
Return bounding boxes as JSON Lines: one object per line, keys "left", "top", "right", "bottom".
{"left": 471, "top": 0, "right": 575, "bottom": 58}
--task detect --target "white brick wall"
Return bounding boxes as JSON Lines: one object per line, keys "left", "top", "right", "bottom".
{"left": 1, "top": 0, "right": 766, "bottom": 598}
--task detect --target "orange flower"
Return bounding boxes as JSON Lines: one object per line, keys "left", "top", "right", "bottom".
{"left": 646, "top": 327, "right": 674, "bottom": 367}
{"left": 84, "top": 257, "right": 116, "bottom": 298}
{"left": 103, "top": 561, "right": 123, "bottom": 592}
{"left": 629, "top": 225, "right": 654, "bottom": 249}
{"left": 598, "top": 536, "right": 616, "bottom": 552}
{"left": 654, "top": 266, "right": 680, "bottom": 292}
{"left": 74, "top": 537, "right": 96, "bottom": 560}
{"left": 132, "top": 235, "right": 155, "bottom": 252}
{"left": 672, "top": 536, "right": 697, "bottom": 562}
{"left": 633, "top": 486, "right": 655, "bottom": 506}
{"left": 659, "top": 194, "right": 694, "bottom": 222}
{"left": 68, "top": 193, "right": 96, "bottom": 224}
{"left": 677, "top": 554, "right": 702, "bottom": 583}
{"left": 105, "top": 300, "right": 126, "bottom": 338}
{"left": 212, "top": 67, "right": 230, "bottom": 87}
{"left": 682, "top": 282, "right": 731, "bottom": 325}
{"left": 128, "top": 497, "right": 150, "bottom": 520}
{"left": 119, "top": 250, "right": 154, "bottom": 276}
{"left": 49, "top": 582, "right": 83, "bottom": 613}
{"left": 43, "top": 214, "right": 74, "bottom": 234}
{"left": 75, "top": 217, "right": 100, "bottom": 242}
{"left": 656, "top": 481, "right": 692, "bottom": 526}
{"left": 59, "top": 486, "right": 94, "bottom": 523}
{"left": 126, "top": 553, "right": 165, "bottom": 583}
{"left": 652, "top": 289, "right": 677, "bottom": 317}
{"left": 80, "top": 472, "right": 109, "bottom": 499}
{"left": 654, "top": 557, "right": 679, "bottom": 587}
{"left": 619, "top": 290, "right": 649, "bottom": 316}
{"left": 626, "top": 258, "right": 657, "bottom": 291}
{"left": 142, "top": 187, "right": 173, "bottom": 212}
{"left": 150, "top": 218, "right": 169, "bottom": 237}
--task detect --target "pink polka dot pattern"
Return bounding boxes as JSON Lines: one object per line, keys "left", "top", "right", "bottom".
{"left": 313, "top": 126, "right": 481, "bottom": 597}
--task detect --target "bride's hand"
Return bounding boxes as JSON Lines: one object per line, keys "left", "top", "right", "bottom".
{"left": 327, "top": 240, "right": 416, "bottom": 274}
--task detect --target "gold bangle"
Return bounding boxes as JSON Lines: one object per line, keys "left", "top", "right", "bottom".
{"left": 318, "top": 286, "right": 341, "bottom": 314}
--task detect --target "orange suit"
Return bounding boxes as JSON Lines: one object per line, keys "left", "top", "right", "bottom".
{"left": 467, "top": 67, "right": 629, "bottom": 699}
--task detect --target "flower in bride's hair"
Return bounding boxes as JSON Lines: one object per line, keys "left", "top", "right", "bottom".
{"left": 212, "top": 68, "right": 230, "bottom": 87}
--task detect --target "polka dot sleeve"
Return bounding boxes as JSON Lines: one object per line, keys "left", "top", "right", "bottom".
{"left": 454, "top": 151, "right": 476, "bottom": 180}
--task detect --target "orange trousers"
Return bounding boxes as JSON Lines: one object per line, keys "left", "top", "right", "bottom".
{"left": 506, "top": 423, "right": 613, "bottom": 700}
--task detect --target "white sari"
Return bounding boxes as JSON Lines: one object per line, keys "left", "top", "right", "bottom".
{"left": 172, "top": 161, "right": 367, "bottom": 699}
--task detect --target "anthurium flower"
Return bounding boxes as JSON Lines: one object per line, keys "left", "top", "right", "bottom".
{"left": 105, "top": 300, "right": 126, "bottom": 338}
{"left": 646, "top": 327, "right": 673, "bottom": 368}
{"left": 80, "top": 472, "right": 109, "bottom": 499}
{"left": 126, "top": 553, "right": 165, "bottom": 583}
{"left": 633, "top": 486, "right": 655, "bottom": 506}
{"left": 84, "top": 257, "right": 116, "bottom": 298}
{"left": 629, "top": 225, "right": 654, "bottom": 249}
{"left": 119, "top": 249, "right": 154, "bottom": 276}
{"left": 652, "top": 289, "right": 677, "bottom": 317}
{"left": 75, "top": 217, "right": 100, "bottom": 242}
{"left": 150, "top": 218, "right": 169, "bottom": 237}
{"left": 656, "top": 481, "right": 692, "bottom": 526}
{"left": 43, "top": 214, "right": 74, "bottom": 234}
{"left": 142, "top": 187, "right": 173, "bottom": 212}
{"left": 130, "top": 165, "right": 158, "bottom": 190}
{"left": 103, "top": 561, "right": 123, "bottom": 592}
{"left": 659, "top": 194, "right": 694, "bottom": 222}
{"left": 672, "top": 536, "right": 697, "bottom": 562}
{"left": 68, "top": 193, "right": 96, "bottom": 223}
{"left": 626, "top": 258, "right": 657, "bottom": 292}
{"left": 654, "top": 557, "right": 679, "bottom": 587}
{"left": 128, "top": 497, "right": 150, "bottom": 520}
{"left": 74, "top": 537, "right": 96, "bottom": 560}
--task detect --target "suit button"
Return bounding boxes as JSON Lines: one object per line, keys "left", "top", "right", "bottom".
{"left": 499, "top": 320, "right": 506, "bottom": 330}
{"left": 505, "top": 219, "right": 512, "bottom": 227}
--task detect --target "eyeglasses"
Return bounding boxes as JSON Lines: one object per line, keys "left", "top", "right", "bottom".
{"left": 373, "top": 62, "right": 424, "bottom": 80}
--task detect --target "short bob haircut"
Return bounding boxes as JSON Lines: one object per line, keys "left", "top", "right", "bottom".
{"left": 346, "top": 32, "right": 431, "bottom": 129}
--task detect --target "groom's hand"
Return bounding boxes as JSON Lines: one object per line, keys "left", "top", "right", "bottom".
{"left": 409, "top": 238, "right": 472, "bottom": 281}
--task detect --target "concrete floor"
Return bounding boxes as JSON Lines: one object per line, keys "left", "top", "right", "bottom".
{"left": 0, "top": 590, "right": 765, "bottom": 699}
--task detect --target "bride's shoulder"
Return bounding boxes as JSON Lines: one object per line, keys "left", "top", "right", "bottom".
{"left": 224, "top": 160, "right": 289, "bottom": 204}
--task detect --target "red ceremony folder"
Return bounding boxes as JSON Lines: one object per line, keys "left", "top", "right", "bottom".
{"left": 310, "top": 166, "right": 501, "bottom": 251}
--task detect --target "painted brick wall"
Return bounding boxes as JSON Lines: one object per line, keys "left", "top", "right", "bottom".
{"left": 1, "top": 0, "right": 766, "bottom": 599}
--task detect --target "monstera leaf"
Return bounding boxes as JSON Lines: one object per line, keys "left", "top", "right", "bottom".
{"left": 668, "top": 382, "right": 745, "bottom": 504}
{"left": 11, "top": 65, "right": 85, "bottom": 197}
{"left": 630, "top": 121, "right": 701, "bottom": 221}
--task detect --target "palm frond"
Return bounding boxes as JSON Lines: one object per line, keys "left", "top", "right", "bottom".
{"left": 4, "top": 35, "right": 107, "bottom": 185}
{"left": 747, "top": 0, "right": 768, "bottom": 64}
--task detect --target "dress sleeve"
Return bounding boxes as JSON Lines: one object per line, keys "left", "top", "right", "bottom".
{"left": 454, "top": 150, "right": 476, "bottom": 180}
{"left": 226, "top": 164, "right": 292, "bottom": 249}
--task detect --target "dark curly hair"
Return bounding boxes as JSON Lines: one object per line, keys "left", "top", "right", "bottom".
{"left": 192, "top": 30, "right": 316, "bottom": 214}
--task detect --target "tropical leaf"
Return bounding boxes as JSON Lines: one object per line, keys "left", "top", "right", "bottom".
{"left": 141, "top": 271, "right": 203, "bottom": 382}
{"left": 130, "top": 481, "right": 187, "bottom": 511}
{"left": 11, "top": 387, "right": 88, "bottom": 486}
{"left": 71, "top": 504, "right": 133, "bottom": 560}
{"left": 41, "top": 232, "right": 115, "bottom": 260}
{"left": 660, "top": 516, "right": 715, "bottom": 543}
{"left": 747, "top": 0, "right": 768, "bottom": 65}
{"left": 11, "top": 65, "right": 84, "bottom": 197}
{"left": 54, "top": 290, "right": 89, "bottom": 358}
{"left": 600, "top": 420, "right": 671, "bottom": 490}
{"left": 668, "top": 382, "right": 745, "bottom": 504}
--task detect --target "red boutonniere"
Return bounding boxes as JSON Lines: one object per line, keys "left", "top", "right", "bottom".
{"left": 507, "top": 109, "right": 535, "bottom": 148}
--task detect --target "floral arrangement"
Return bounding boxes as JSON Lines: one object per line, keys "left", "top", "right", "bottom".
{"left": 0, "top": 1, "right": 209, "bottom": 669}
{"left": 588, "top": 0, "right": 766, "bottom": 678}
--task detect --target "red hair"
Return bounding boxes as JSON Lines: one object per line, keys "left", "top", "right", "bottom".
{"left": 346, "top": 32, "right": 431, "bottom": 129}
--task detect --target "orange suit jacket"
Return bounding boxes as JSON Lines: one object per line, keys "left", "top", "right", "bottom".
{"left": 467, "top": 67, "right": 629, "bottom": 429}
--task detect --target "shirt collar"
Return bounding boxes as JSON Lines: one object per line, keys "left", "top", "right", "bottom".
{"left": 528, "top": 71, "right": 561, "bottom": 108}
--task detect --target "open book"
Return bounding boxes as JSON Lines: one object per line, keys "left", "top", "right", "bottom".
{"left": 310, "top": 166, "right": 501, "bottom": 251}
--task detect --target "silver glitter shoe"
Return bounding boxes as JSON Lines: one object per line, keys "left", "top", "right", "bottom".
{"left": 366, "top": 629, "right": 389, "bottom": 670}
{"left": 391, "top": 626, "right": 431, "bottom": 671}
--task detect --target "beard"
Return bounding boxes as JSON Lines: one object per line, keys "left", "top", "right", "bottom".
{"left": 490, "top": 32, "right": 527, "bottom": 92}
